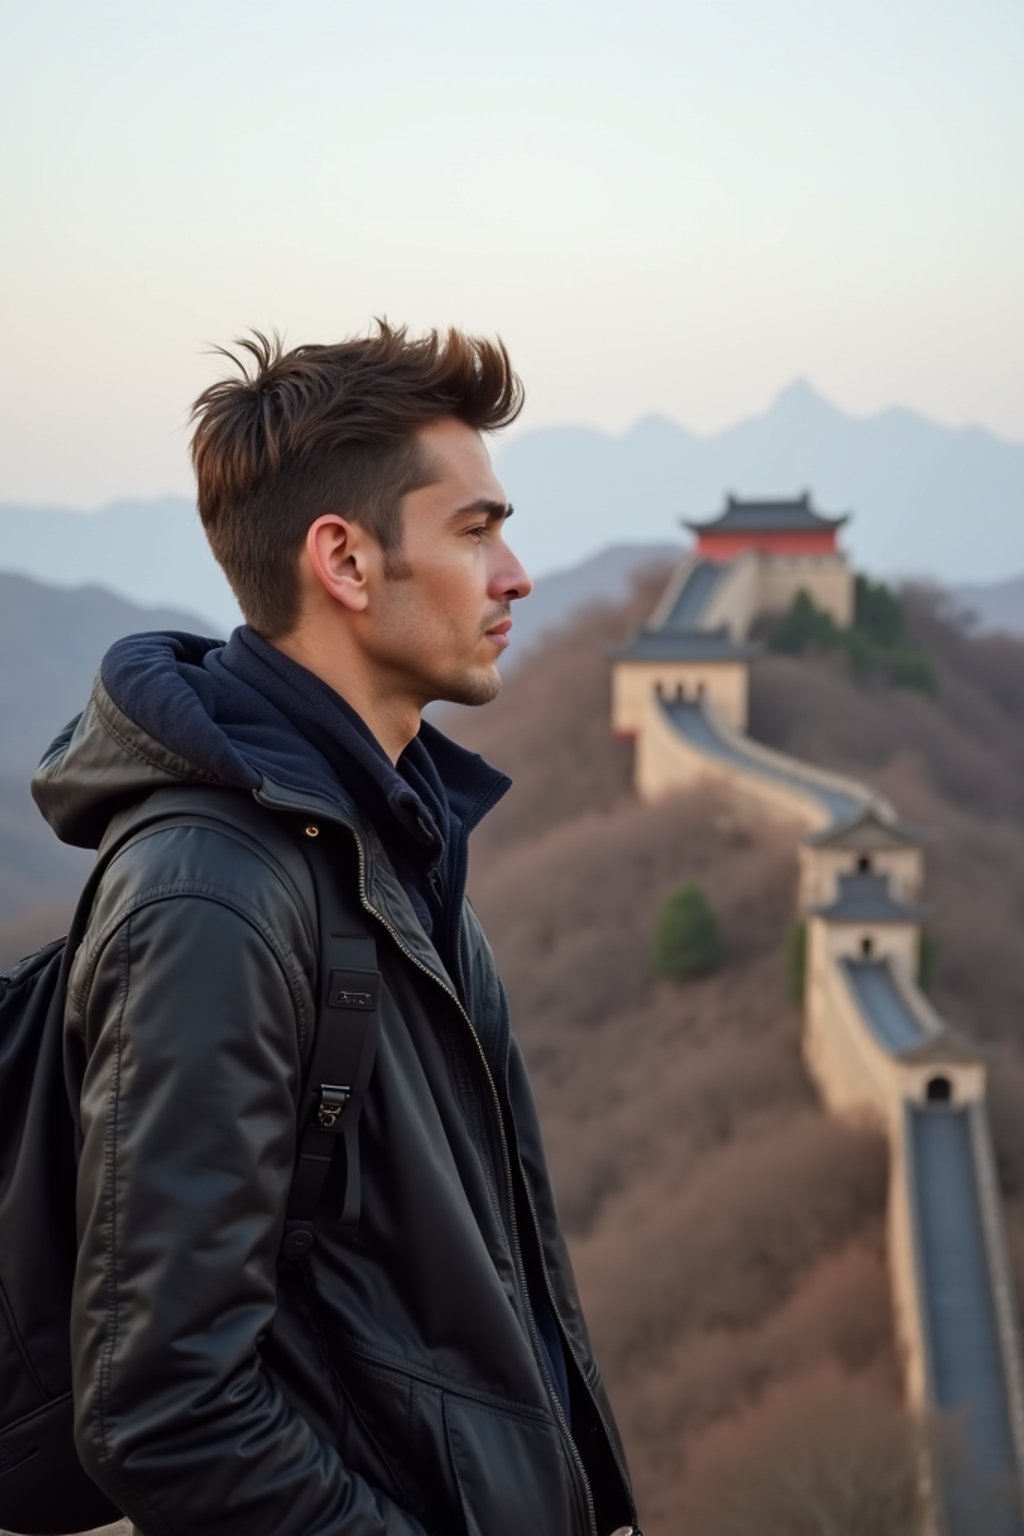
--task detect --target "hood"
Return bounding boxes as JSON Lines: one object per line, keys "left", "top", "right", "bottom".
{"left": 32, "top": 630, "right": 509, "bottom": 858}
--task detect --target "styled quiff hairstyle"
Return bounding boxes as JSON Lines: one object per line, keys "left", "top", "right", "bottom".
{"left": 189, "top": 321, "right": 524, "bottom": 636}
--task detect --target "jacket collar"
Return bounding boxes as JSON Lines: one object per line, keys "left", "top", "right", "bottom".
{"left": 251, "top": 771, "right": 463, "bottom": 996}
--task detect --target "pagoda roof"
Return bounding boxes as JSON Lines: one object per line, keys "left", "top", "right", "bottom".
{"left": 685, "top": 492, "right": 849, "bottom": 535}
{"left": 899, "top": 1031, "right": 985, "bottom": 1066}
{"left": 609, "top": 627, "right": 758, "bottom": 664}
{"left": 813, "top": 872, "right": 924, "bottom": 923}
{"left": 805, "top": 805, "right": 927, "bottom": 850}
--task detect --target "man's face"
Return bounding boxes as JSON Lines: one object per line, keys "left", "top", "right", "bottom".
{"left": 363, "top": 416, "right": 533, "bottom": 709}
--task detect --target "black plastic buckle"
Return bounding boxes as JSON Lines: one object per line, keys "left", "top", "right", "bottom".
{"left": 316, "top": 1084, "right": 351, "bottom": 1130}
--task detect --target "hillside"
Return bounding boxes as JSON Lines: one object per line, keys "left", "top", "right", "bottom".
{"left": 442, "top": 569, "right": 1024, "bottom": 1528}
{"left": 7, "top": 566, "right": 1024, "bottom": 1529}
{"left": 441, "top": 577, "right": 901, "bottom": 1528}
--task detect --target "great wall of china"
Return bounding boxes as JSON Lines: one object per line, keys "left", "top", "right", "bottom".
{"left": 610, "top": 494, "right": 1024, "bottom": 1536}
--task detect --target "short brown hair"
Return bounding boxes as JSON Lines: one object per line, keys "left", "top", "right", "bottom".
{"left": 189, "top": 321, "right": 524, "bottom": 635}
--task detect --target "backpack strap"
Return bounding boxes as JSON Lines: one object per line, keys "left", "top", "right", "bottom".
{"left": 98, "top": 788, "right": 380, "bottom": 1253}
{"left": 282, "top": 846, "right": 380, "bottom": 1260}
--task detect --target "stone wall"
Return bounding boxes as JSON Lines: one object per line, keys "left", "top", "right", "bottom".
{"left": 612, "top": 659, "right": 750, "bottom": 736}
{"left": 757, "top": 553, "right": 854, "bottom": 627}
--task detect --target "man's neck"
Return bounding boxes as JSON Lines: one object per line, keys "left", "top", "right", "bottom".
{"left": 269, "top": 630, "right": 419, "bottom": 764}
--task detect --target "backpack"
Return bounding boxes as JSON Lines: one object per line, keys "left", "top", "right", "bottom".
{"left": 0, "top": 787, "right": 380, "bottom": 1535}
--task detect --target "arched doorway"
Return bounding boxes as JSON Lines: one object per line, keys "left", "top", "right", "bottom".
{"left": 860, "top": 936, "right": 874, "bottom": 958}
{"left": 926, "top": 1076, "right": 953, "bottom": 1104}
{"left": 857, "top": 855, "right": 872, "bottom": 873}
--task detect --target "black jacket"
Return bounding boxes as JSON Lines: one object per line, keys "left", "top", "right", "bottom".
{"left": 32, "top": 633, "right": 637, "bottom": 1536}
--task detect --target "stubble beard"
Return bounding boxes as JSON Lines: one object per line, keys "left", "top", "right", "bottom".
{"left": 441, "top": 667, "right": 503, "bottom": 708}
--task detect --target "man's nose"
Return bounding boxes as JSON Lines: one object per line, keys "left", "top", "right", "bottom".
{"left": 493, "top": 543, "right": 533, "bottom": 602}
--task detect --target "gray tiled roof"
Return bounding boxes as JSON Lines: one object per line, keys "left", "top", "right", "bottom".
{"left": 609, "top": 628, "right": 757, "bottom": 663}
{"left": 805, "top": 805, "right": 926, "bottom": 848}
{"left": 814, "top": 871, "right": 924, "bottom": 923}
{"left": 685, "top": 493, "right": 848, "bottom": 534}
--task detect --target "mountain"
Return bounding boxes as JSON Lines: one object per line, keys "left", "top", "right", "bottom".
{"left": 494, "top": 383, "right": 1024, "bottom": 588}
{"left": 2, "top": 382, "right": 1021, "bottom": 629}
{"left": 951, "top": 575, "right": 1024, "bottom": 638}
{"left": 0, "top": 495, "right": 239, "bottom": 635}
{"left": 0, "top": 573, "right": 214, "bottom": 778}
{"left": 0, "top": 574, "right": 214, "bottom": 933}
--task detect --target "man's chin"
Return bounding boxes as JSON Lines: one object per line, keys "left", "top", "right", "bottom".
{"left": 438, "top": 669, "right": 503, "bottom": 709}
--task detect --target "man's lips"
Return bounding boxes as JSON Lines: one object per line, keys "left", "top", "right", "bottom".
{"left": 485, "top": 619, "right": 512, "bottom": 650}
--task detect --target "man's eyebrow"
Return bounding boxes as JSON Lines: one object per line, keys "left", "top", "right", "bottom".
{"left": 447, "top": 498, "right": 514, "bottom": 523}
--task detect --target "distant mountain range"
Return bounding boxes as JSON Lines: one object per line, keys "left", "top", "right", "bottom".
{"left": 494, "top": 381, "right": 1024, "bottom": 590}
{"left": 951, "top": 575, "right": 1024, "bottom": 638}
{"left": 0, "top": 495, "right": 234, "bottom": 635}
{"left": 0, "top": 574, "right": 213, "bottom": 929}
{"left": 1, "top": 544, "right": 1019, "bottom": 941}
{"left": 2, "top": 382, "right": 1022, "bottom": 633}
{"left": 1, "top": 573, "right": 209, "bottom": 778}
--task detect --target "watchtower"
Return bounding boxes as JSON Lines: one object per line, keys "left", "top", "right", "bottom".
{"left": 684, "top": 493, "right": 854, "bottom": 627}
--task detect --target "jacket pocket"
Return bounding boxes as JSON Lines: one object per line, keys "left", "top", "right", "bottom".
{"left": 289, "top": 1286, "right": 414, "bottom": 1510}
{"left": 441, "top": 1389, "right": 580, "bottom": 1536}
{"left": 328, "top": 1349, "right": 414, "bottom": 1509}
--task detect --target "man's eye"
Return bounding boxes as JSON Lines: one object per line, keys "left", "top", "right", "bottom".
{"left": 466, "top": 525, "right": 488, "bottom": 539}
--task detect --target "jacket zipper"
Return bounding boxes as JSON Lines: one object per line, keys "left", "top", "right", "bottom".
{"left": 349, "top": 837, "right": 600, "bottom": 1536}
{"left": 258, "top": 788, "right": 600, "bottom": 1536}
{"left": 494, "top": 1005, "right": 638, "bottom": 1524}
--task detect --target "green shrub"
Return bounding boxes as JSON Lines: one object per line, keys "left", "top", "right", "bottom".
{"left": 768, "top": 581, "right": 938, "bottom": 699}
{"left": 855, "top": 573, "right": 906, "bottom": 648}
{"left": 883, "top": 648, "right": 938, "bottom": 698}
{"left": 843, "top": 627, "right": 875, "bottom": 681}
{"left": 649, "top": 881, "right": 723, "bottom": 981}
{"left": 772, "top": 590, "right": 841, "bottom": 655}
{"left": 784, "top": 921, "right": 807, "bottom": 1007}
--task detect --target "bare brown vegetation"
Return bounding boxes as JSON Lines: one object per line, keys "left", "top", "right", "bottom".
{"left": 10, "top": 567, "right": 1024, "bottom": 1532}
{"left": 442, "top": 570, "right": 916, "bottom": 1529}
{"left": 446, "top": 573, "right": 1024, "bottom": 1530}
{"left": 677, "top": 1369, "right": 926, "bottom": 1536}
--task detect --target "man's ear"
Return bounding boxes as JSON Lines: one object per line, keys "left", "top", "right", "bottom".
{"left": 304, "top": 514, "right": 371, "bottom": 614}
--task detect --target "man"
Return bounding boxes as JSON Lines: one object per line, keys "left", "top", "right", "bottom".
{"left": 33, "top": 324, "right": 639, "bottom": 1536}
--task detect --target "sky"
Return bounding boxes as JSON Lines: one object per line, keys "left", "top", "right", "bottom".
{"left": 2, "top": 0, "right": 1022, "bottom": 507}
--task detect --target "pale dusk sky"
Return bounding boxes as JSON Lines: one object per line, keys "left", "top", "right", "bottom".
{"left": 2, "top": 0, "right": 1022, "bottom": 506}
